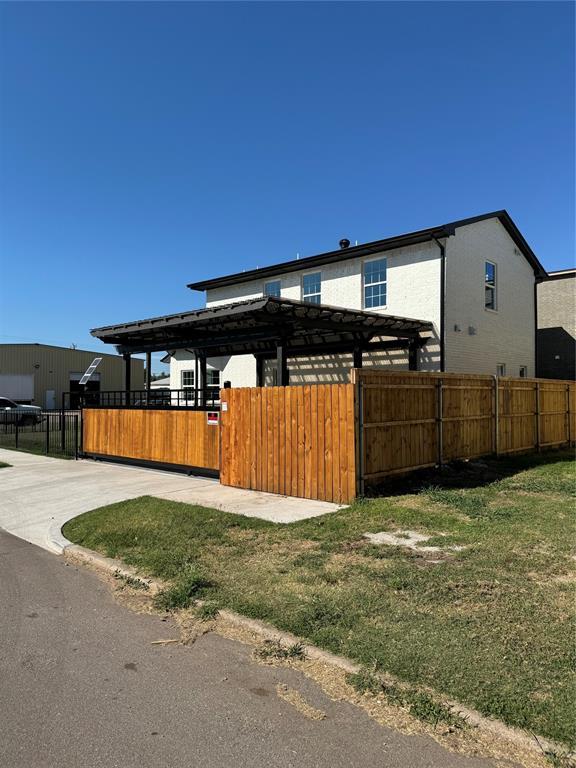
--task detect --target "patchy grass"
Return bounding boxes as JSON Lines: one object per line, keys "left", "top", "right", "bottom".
{"left": 348, "top": 668, "right": 467, "bottom": 730}
{"left": 63, "top": 449, "right": 576, "bottom": 748}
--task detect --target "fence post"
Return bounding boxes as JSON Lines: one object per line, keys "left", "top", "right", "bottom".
{"left": 353, "top": 371, "right": 365, "bottom": 498}
{"left": 535, "top": 381, "right": 540, "bottom": 452}
{"left": 15, "top": 419, "right": 19, "bottom": 450}
{"left": 46, "top": 412, "right": 50, "bottom": 455}
{"left": 436, "top": 378, "right": 443, "bottom": 467}
{"left": 74, "top": 415, "right": 79, "bottom": 459}
{"left": 492, "top": 375, "right": 499, "bottom": 456}
{"left": 566, "top": 384, "right": 571, "bottom": 445}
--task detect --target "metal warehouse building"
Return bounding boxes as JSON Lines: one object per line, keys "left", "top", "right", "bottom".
{"left": 0, "top": 344, "right": 144, "bottom": 408}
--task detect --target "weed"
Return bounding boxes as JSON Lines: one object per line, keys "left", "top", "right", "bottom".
{"left": 113, "top": 569, "right": 150, "bottom": 591}
{"left": 256, "top": 639, "right": 307, "bottom": 661}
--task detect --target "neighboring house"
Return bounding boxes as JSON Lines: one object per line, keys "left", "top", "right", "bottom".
{"left": 0, "top": 344, "right": 144, "bottom": 408}
{"left": 537, "top": 269, "right": 575, "bottom": 380}
{"left": 169, "top": 211, "right": 545, "bottom": 387}
{"left": 150, "top": 376, "right": 171, "bottom": 390}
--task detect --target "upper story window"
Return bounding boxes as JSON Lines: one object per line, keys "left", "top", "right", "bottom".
{"left": 364, "top": 257, "right": 387, "bottom": 309}
{"left": 181, "top": 370, "right": 194, "bottom": 388}
{"left": 264, "top": 280, "right": 281, "bottom": 298}
{"left": 485, "top": 261, "right": 497, "bottom": 310}
{"left": 496, "top": 363, "right": 506, "bottom": 377}
{"left": 519, "top": 366, "right": 527, "bottom": 378}
{"left": 302, "top": 272, "right": 321, "bottom": 304}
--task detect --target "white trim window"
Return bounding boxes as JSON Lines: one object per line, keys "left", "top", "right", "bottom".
{"left": 496, "top": 363, "right": 506, "bottom": 377}
{"left": 181, "top": 369, "right": 195, "bottom": 403}
{"left": 519, "top": 366, "right": 528, "bottom": 378}
{"left": 181, "top": 370, "right": 194, "bottom": 389}
{"left": 364, "top": 257, "right": 387, "bottom": 309}
{"left": 206, "top": 369, "right": 221, "bottom": 401}
{"left": 302, "top": 272, "right": 321, "bottom": 304}
{"left": 485, "top": 261, "right": 497, "bottom": 310}
{"left": 264, "top": 280, "right": 281, "bottom": 298}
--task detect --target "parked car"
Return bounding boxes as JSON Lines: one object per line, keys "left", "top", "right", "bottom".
{"left": 0, "top": 397, "right": 43, "bottom": 425}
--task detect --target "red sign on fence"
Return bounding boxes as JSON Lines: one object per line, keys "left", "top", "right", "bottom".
{"left": 206, "top": 411, "right": 219, "bottom": 426}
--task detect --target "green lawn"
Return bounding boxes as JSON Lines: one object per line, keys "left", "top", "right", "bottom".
{"left": 0, "top": 432, "right": 74, "bottom": 459}
{"left": 63, "top": 449, "right": 576, "bottom": 748}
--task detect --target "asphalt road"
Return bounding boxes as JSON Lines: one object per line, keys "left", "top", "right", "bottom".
{"left": 0, "top": 530, "right": 497, "bottom": 768}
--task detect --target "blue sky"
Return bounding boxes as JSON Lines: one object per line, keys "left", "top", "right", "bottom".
{"left": 1, "top": 1, "right": 574, "bottom": 371}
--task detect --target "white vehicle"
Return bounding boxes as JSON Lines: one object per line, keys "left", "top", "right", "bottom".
{"left": 0, "top": 397, "right": 43, "bottom": 425}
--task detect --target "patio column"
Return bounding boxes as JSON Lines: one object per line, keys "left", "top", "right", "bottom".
{"left": 255, "top": 356, "right": 264, "bottom": 387}
{"left": 199, "top": 354, "right": 207, "bottom": 405}
{"left": 123, "top": 353, "right": 131, "bottom": 405}
{"left": 353, "top": 347, "right": 363, "bottom": 369}
{"left": 145, "top": 352, "right": 151, "bottom": 391}
{"left": 276, "top": 343, "right": 289, "bottom": 386}
{"left": 408, "top": 340, "right": 419, "bottom": 371}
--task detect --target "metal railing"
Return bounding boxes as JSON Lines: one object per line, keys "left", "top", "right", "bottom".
{"left": 0, "top": 411, "right": 79, "bottom": 459}
{"left": 62, "top": 388, "right": 221, "bottom": 411}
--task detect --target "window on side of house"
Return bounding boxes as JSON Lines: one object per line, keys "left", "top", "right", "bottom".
{"left": 519, "top": 366, "right": 528, "bottom": 378}
{"left": 496, "top": 363, "right": 506, "bottom": 377}
{"left": 206, "top": 369, "right": 221, "bottom": 402}
{"left": 181, "top": 370, "right": 194, "bottom": 388}
{"left": 485, "top": 261, "right": 497, "bottom": 310}
{"left": 364, "top": 257, "right": 387, "bottom": 309}
{"left": 264, "top": 280, "right": 281, "bottom": 298}
{"left": 181, "top": 369, "right": 195, "bottom": 402}
{"left": 302, "top": 272, "right": 321, "bottom": 304}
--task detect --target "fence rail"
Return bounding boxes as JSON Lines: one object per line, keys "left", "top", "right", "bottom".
{"left": 0, "top": 411, "right": 79, "bottom": 458}
{"left": 63, "top": 389, "right": 220, "bottom": 411}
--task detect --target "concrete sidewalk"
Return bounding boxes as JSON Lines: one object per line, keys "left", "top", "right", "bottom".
{"left": 0, "top": 449, "right": 340, "bottom": 553}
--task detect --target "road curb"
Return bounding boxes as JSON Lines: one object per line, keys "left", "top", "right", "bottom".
{"left": 62, "top": 538, "right": 570, "bottom": 763}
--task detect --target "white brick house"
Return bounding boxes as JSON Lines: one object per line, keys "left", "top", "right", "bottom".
{"left": 168, "top": 211, "right": 545, "bottom": 389}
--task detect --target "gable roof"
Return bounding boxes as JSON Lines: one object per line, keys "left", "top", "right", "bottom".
{"left": 188, "top": 210, "right": 546, "bottom": 292}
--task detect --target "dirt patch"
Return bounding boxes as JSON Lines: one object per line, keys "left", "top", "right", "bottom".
{"left": 364, "top": 529, "right": 466, "bottom": 555}
{"left": 276, "top": 683, "right": 326, "bottom": 720}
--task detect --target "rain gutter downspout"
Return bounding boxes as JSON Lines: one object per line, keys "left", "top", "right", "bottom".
{"left": 432, "top": 231, "right": 454, "bottom": 373}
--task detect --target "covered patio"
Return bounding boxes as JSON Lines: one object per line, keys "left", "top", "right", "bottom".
{"left": 91, "top": 296, "right": 433, "bottom": 400}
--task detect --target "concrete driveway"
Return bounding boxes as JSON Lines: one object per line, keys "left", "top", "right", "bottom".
{"left": 0, "top": 449, "right": 340, "bottom": 553}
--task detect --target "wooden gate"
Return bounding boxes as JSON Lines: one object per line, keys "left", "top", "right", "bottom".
{"left": 82, "top": 408, "right": 220, "bottom": 475}
{"left": 220, "top": 385, "right": 357, "bottom": 504}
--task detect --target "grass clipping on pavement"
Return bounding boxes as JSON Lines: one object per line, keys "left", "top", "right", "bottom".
{"left": 63, "top": 449, "right": 576, "bottom": 751}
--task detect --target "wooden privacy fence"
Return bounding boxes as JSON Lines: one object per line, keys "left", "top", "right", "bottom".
{"left": 220, "top": 384, "right": 356, "bottom": 504}
{"left": 220, "top": 372, "right": 574, "bottom": 503}
{"left": 353, "top": 370, "right": 576, "bottom": 492}
{"left": 82, "top": 408, "right": 220, "bottom": 474}
{"left": 82, "top": 373, "right": 574, "bottom": 505}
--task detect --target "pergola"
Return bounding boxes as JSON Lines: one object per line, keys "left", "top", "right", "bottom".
{"left": 91, "top": 296, "right": 433, "bottom": 392}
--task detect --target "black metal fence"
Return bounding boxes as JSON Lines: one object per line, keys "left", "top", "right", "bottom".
{"left": 63, "top": 388, "right": 221, "bottom": 410}
{"left": 0, "top": 411, "right": 80, "bottom": 459}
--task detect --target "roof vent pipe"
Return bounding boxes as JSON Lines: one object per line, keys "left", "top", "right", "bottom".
{"left": 339, "top": 238, "right": 350, "bottom": 249}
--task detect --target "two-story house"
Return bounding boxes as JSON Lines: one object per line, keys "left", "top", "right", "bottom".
{"left": 166, "top": 211, "right": 546, "bottom": 390}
